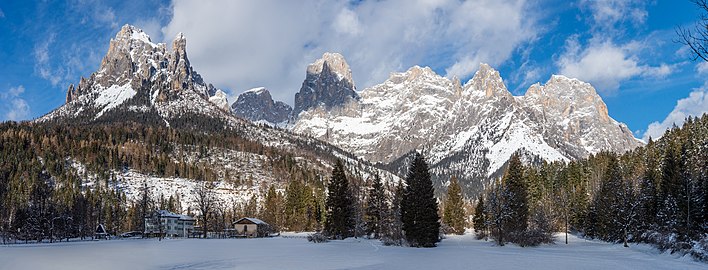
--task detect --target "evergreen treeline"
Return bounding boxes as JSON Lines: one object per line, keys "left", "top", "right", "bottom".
{"left": 473, "top": 114, "right": 708, "bottom": 256}
{"left": 0, "top": 121, "right": 340, "bottom": 243}
{"left": 2, "top": 110, "right": 705, "bottom": 258}
{"left": 322, "top": 153, "right": 443, "bottom": 247}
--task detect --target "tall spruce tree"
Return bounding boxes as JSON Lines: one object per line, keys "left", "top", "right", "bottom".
{"left": 365, "top": 174, "right": 387, "bottom": 239}
{"left": 382, "top": 181, "right": 405, "bottom": 245}
{"left": 639, "top": 148, "right": 659, "bottom": 231}
{"left": 324, "top": 160, "right": 354, "bottom": 239}
{"left": 472, "top": 196, "right": 487, "bottom": 239}
{"left": 261, "top": 185, "right": 281, "bottom": 231}
{"left": 502, "top": 153, "right": 528, "bottom": 241}
{"left": 443, "top": 176, "right": 466, "bottom": 235}
{"left": 593, "top": 154, "right": 625, "bottom": 241}
{"left": 658, "top": 143, "right": 682, "bottom": 233}
{"left": 401, "top": 153, "right": 440, "bottom": 247}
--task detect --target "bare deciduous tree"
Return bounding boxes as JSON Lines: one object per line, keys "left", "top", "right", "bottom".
{"left": 193, "top": 181, "right": 217, "bottom": 238}
{"left": 677, "top": 0, "right": 708, "bottom": 61}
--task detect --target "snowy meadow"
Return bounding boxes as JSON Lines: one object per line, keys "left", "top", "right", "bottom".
{"left": 0, "top": 233, "right": 704, "bottom": 270}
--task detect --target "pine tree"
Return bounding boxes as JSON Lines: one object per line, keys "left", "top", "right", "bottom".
{"left": 472, "top": 196, "right": 487, "bottom": 239}
{"left": 639, "top": 150, "right": 659, "bottom": 231}
{"left": 486, "top": 178, "right": 511, "bottom": 246}
{"left": 324, "top": 160, "right": 354, "bottom": 239}
{"left": 262, "top": 185, "right": 282, "bottom": 232}
{"left": 401, "top": 153, "right": 440, "bottom": 247}
{"left": 382, "top": 181, "right": 405, "bottom": 245}
{"left": 658, "top": 143, "right": 681, "bottom": 234}
{"left": 443, "top": 176, "right": 466, "bottom": 235}
{"left": 502, "top": 153, "right": 528, "bottom": 242}
{"left": 365, "top": 174, "right": 387, "bottom": 239}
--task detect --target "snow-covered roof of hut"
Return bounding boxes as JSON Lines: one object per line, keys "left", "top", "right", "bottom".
{"left": 233, "top": 217, "right": 269, "bottom": 225}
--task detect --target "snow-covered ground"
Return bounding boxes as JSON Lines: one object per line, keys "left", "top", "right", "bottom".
{"left": 0, "top": 233, "right": 703, "bottom": 270}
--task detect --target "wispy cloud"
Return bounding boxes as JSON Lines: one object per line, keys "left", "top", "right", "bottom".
{"left": 1, "top": 85, "right": 31, "bottom": 121}
{"left": 72, "top": 0, "right": 118, "bottom": 29}
{"left": 697, "top": 61, "right": 708, "bottom": 75}
{"left": 580, "top": 0, "right": 648, "bottom": 36}
{"left": 0, "top": 8, "right": 5, "bottom": 18}
{"left": 34, "top": 34, "right": 65, "bottom": 86}
{"left": 643, "top": 83, "right": 708, "bottom": 141}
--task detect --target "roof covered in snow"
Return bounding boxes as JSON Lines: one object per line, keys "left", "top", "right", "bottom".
{"left": 233, "top": 217, "right": 268, "bottom": 225}
{"left": 155, "top": 210, "right": 195, "bottom": 221}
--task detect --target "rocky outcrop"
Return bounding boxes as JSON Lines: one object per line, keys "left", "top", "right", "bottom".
{"left": 232, "top": 88, "right": 292, "bottom": 125}
{"left": 40, "top": 24, "right": 230, "bottom": 125}
{"left": 292, "top": 52, "right": 358, "bottom": 117}
{"left": 520, "top": 75, "right": 639, "bottom": 156}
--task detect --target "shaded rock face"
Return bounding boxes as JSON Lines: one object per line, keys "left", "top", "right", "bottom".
{"left": 292, "top": 52, "right": 358, "bottom": 117}
{"left": 231, "top": 88, "right": 292, "bottom": 124}
{"left": 39, "top": 24, "right": 232, "bottom": 125}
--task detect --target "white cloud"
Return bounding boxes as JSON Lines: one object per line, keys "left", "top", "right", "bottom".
{"left": 94, "top": 7, "right": 118, "bottom": 28}
{"left": 556, "top": 39, "right": 673, "bottom": 93}
{"left": 34, "top": 34, "right": 64, "bottom": 87}
{"left": 0, "top": 8, "right": 5, "bottom": 18}
{"left": 333, "top": 8, "right": 361, "bottom": 36}
{"left": 72, "top": 0, "right": 119, "bottom": 29}
{"left": 7, "top": 85, "right": 25, "bottom": 97}
{"left": 557, "top": 1, "right": 671, "bottom": 94}
{"left": 6, "top": 99, "right": 30, "bottom": 121}
{"left": 1, "top": 86, "right": 31, "bottom": 121}
{"left": 697, "top": 61, "right": 708, "bottom": 75}
{"left": 643, "top": 84, "right": 708, "bottom": 141}
{"left": 581, "top": 0, "right": 647, "bottom": 33}
{"left": 161, "top": 0, "right": 539, "bottom": 104}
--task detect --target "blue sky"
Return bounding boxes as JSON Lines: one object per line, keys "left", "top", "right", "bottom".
{"left": 1, "top": 0, "right": 706, "bottom": 140}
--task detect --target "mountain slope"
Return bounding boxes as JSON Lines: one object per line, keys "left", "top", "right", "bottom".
{"left": 291, "top": 56, "right": 642, "bottom": 195}
{"left": 30, "top": 25, "right": 398, "bottom": 211}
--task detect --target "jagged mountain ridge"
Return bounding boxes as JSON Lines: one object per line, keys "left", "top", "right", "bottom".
{"left": 42, "top": 25, "right": 234, "bottom": 127}
{"left": 33, "top": 25, "right": 399, "bottom": 210}
{"left": 290, "top": 55, "right": 642, "bottom": 195}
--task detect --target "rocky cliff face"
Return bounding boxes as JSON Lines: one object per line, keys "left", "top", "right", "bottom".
{"left": 292, "top": 58, "right": 643, "bottom": 195}
{"left": 231, "top": 87, "right": 292, "bottom": 125}
{"left": 292, "top": 52, "right": 358, "bottom": 118}
{"left": 42, "top": 24, "right": 231, "bottom": 125}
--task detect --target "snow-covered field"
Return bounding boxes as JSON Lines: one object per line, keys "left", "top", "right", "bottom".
{"left": 0, "top": 233, "right": 703, "bottom": 270}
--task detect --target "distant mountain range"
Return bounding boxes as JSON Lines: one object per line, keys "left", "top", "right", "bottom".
{"left": 241, "top": 53, "right": 642, "bottom": 195}
{"left": 35, "top": 25, "right": 396, "bottom": 209}
{"left": 38, "top": 25, "right": 641, "bottom": 197}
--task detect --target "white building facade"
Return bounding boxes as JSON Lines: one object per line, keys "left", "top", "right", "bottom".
{"left": 144, "top": 210, "right": 196, "bottom": 237}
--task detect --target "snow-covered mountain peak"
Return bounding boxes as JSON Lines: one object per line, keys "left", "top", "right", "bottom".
{"left": 387, "top": 65, "right": 446, "bottom": 85}
{"left": 243, "top": 87, "right": 268, "bottom": 95}
{"left": 292, "top": 62, "right": 641, "bottom": 196}
{"left": 464, "top": 63, "right": 511, "bottom": 99}
{"left": 306, "top": 52, "right": 354, "bottom": 87}
{"left": 114, "top": 24, "right": 156, "bottom": 47}
{"left": 523, "top": 74, "right": 609, "bottom": 123}
{"left": 293, "top": 52, "right": 358, "bottom": 117}
{"left": 40, "top": 25, "right": 232, "bottom": 125}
